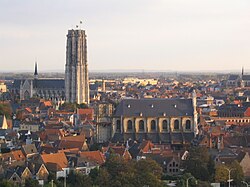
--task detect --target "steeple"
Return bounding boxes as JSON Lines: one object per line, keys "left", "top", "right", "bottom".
{"left": 34, "top": 62, "right": 38, "bottom": 79}
{"left": 242, "top": 66, "right": 244, "bottom": 77}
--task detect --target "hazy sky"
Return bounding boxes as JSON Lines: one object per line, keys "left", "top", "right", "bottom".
{"left": 0, "top": 0, "right": 250, "bottom": 72}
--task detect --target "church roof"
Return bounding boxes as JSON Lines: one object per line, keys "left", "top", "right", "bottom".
{"left": 12, "top": 79, "right": 65, "bottom": 89}
{"left": 243, "top": 75, "right": 250, "bottom": 81}
{"left": 34, "top": 79, "right": 65, "bottom": 89}
{"left": 114, "top": 98, "right": 194, "bottom": 117}
{"left": 228, "top": 75, "right": 239, "bottom": 81}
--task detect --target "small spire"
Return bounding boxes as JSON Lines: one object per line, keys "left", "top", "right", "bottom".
{"left": 34, "top": 62, "right": 38, "bottom": 79}
{"left": 242, "top": 66, "right": 244, "bottom": 76}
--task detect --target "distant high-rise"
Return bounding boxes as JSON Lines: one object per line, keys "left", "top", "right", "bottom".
{"left": 65, "top": 29, "right": 89, "bottom": 104}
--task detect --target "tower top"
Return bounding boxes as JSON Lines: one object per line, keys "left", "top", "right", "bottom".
{"left": 242, "top": 66, "right": 244, "bottom": 76}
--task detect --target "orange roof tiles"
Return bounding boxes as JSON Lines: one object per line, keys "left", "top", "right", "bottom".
{"left": 11, "top": 150, "right": 25, "bottom": 161}
{"left": 41, "top": 152, "right": 68, "bottom": 169}
{"left": 79, "top": 151, "right": 105, "bottom": 165}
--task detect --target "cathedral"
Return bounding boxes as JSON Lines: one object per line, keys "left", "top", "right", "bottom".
{"left": 11, "top": 63, "right": 65, "bottom": 101}
{"left": 11, "top": 29, "right": 89, "bottom": 104}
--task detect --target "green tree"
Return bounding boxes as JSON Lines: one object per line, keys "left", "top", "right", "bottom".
{"left": 134, "top": 159, "right": 163, "bottom": 187}
{"left": 66, "top": 171, "right": 92, "bottom": 187}
{"left": 207, "top": 156, "right": 215, "bottom": 181}
{"left": 96, "top": 168, "right": 110, "bottom": 187}
{"left": 215, "top": 161, "right": 244, "bottom": 186}
{"left": 184, "top": 147, "right": 213, "bottom": 181}
{"left": 24, "top": 178, "right": 39, "bottom": 187}
{"left": 230, "top": 160, "right": 244, "bottom": 185}
{"left": 0, "top": 179, "right": 14, "bottom": 187}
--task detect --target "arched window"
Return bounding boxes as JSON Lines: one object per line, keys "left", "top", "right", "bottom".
{"left": 139, "top": 120, "right": 144, "bottom": 131}
{"left": 174, "top": 120, "right": 179, "bottom": 130}
{"left": 151, "top": 120, "right": 156, "bottom": 131}
{"left": 116, "top": 120, "right": 121, "bottom": 131}
{"left": 24, "top": 90, "right": 30, "bottom": 100}
{"left": 185, "top": 120, "right": 191, "bottom": 130}
{"left": 127, "top": 120, "right": 133, "bottom": 130}
{"left": 162, "top": 120, "right": 168, "bottom": 130}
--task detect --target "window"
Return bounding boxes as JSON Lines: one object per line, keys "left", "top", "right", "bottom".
{"left": 173, "top": 161, "right": 175, "bottom": 167}
{"left": 151, "top": 120, "right": 156, "bottom": 131}
{"left": 174, "top": 120, "right": 179, "bottom": 130}
{"left": 117, "top": 120, "right": 121, "bottom": 131}
{"left": 127, "top": 120, "right": 132, "bottom": 130}
{"left": 139, "top": 120, "right": 144, "bottom": 131}
{"left": 185, "top": 120, "right": 191, "bottom": 130}
{"left": 162, "top": 120, "right": 168, "bottom": 130}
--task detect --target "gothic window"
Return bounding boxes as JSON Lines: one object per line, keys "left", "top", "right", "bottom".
{"left": 139, "top": 120, "right": 144, "bottom": 131}
{"left": 127, "top": 120, "right": 133, "bottom": 130}
{"left": 185, "top": 120, "right": 191, "bottom": 130}
{"left": 162, "top": 120, "right": 168, "bottom": 130}
{"left": 116, "top": 120, "right": 121, "bottom": 132}
{"left": 174, "top": 120, "right": 179, "bottom": 130}
{"left": 24, "top": 90, "right": 30, "bottom": 100}
{"left": 151, "top": 120, "right": 156, "bottom": 131}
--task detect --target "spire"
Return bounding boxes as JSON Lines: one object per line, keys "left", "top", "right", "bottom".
{"left": 34, "top": 62, "right": 38, "bottom": 79}
{"left": 242, "top": 66, "right": 244, "bottom": 77}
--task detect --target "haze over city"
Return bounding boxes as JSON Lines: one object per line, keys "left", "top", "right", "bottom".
{"left": 0, "top": 0, "right": 250, "bottom": 72}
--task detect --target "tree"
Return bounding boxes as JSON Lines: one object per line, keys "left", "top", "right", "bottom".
{"left": 24, "top": 178, "right": 39, "bottom": 187}
{"left": 215, "top": 161, "right": 244, "bottom": 186}
{"left": 176, "top": 173, "right": 197, "bottom": 187}
{"left": 0, "top": 179, "right": 14, "bottom": 187}
{"left": 95, "top": 168, "right": 110, "bottom": 187}
{"left": 66, "top": 171, "right": 92, "bottom": 187}
{"left": 207, "top": 156, "right": 215, "bottom": 181}
{"left": 230, "top": 160, "right": 244, "bottom": 185}
{"left": 134, "top": 159, "right": 163, "bottom": 187}
{"left": 184, "top": 147, "right": 213, "bottom": 181}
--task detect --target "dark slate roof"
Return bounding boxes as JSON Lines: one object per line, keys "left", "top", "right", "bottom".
{"left": 12, "top": 79, "right": 65, "bottom": 89}
{"left": 115, "top": 98, "right": 194, "bottom": 117}
{"left": 228, "top": 75, "right": 239, "bottom": 81}
{"left": 34, "top": 79, "right": 65, "bottom": 89}
{"left": 243, "top": 75, "right": 250, "bottom": 81}
{"left": 13, "top": 79, "right": 25, "bottom": 88}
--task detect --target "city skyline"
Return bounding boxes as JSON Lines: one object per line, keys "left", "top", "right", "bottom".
{"left": 0, "top": 0, "right": 250, "bottom": 72}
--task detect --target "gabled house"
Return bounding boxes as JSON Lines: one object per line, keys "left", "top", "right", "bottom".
{"left": 6, "top": 166, "right": 32, "bottom": 185}
{"left": 40, "top": 152, "right": 69, "bottom": 179}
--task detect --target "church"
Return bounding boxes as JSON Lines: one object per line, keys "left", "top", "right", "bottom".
{"left": 11, "top": 63, "right": 65, "bottom": 101}
{"left": 10, "top": 29, "right": 89, "bottom": 104}
{"left": 112, "top": 90, "right": 198, "bottom": 145}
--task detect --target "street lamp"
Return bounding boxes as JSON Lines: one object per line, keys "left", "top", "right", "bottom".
{"left": 224, "top": 167, "right": 235, "bottom": 187}
{"left": 242, "top": 181, "right": 250, "bottom": 187}
{"left": 186, "top": 176, "right": 194, "bottom": 187}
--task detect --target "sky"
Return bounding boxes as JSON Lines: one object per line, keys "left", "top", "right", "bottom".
{"left": 0, "top": 0, "right": 250, "bottom": 72}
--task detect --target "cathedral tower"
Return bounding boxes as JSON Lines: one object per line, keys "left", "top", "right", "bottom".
{"left": 65, "top": 29, "right": 89, "bottom": 104}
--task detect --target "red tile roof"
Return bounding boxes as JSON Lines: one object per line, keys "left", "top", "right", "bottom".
{"left": 79, "top": 151, "right": 105, "bottom": 165}
{"left": 41, "top": 152, "right": 68, "bottom": 169}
